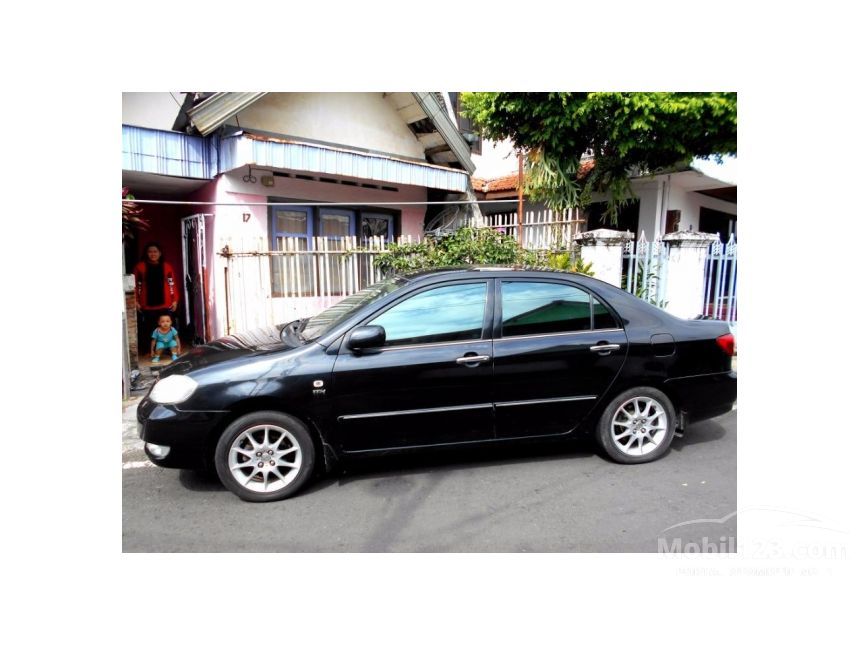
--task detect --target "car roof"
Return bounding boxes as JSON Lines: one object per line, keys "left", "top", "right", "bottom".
{"left": 402, "top": 266, "right": 608, "bottom": 286}
{"left": 398, "top": 266, "right": 652, "bottom": 312}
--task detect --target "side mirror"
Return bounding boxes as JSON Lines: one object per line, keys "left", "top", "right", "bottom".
{"left": 345, "top": 325, "right": 386, "bottom": 352}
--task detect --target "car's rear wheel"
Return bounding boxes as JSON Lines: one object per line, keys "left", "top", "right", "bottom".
{"left": 214, "top": 411, "right": 315, "bottom": 502}
{"left": 596, "top": 387, "right": 676, "bottom": 464}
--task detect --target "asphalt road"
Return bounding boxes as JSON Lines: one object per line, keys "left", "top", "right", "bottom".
{"left": 123, "top": 409, "right": 736, "bottom": 552}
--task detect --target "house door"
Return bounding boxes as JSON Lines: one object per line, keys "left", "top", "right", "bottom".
{"left": 181, "top": 214, "right": 210, "bottom": 344}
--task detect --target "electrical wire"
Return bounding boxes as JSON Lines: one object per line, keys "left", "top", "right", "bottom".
{"left": 122, "top": 199, "right": 522, "bottom": 207}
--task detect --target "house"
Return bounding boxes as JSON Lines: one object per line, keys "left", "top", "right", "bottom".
{"left": 469, "top": 137, "right": 737, "bottom": 242}
{"left": 122, "top": 92, "right": 477, "bottom": 359}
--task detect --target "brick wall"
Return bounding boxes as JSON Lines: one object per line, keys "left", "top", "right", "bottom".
{"left": 125, "top": 291, "right": 138, "bottom": 369}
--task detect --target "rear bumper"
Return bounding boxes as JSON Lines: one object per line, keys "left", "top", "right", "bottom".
{"left": 665, "top": 370, "right": 736, "bottom": 423}
{"left": 137, "top": 396, "right": 229, "bottom": 470}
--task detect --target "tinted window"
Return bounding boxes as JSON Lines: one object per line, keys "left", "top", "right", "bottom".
{"left": 593, "top": 297, "right": 618, "bottom": 330}
{"left": 371, "top": 282, "right": 488, "bottom": 347}
{"left": 502, "top": 282, "right": 592, "bottom": 336}
{"left": 300, "top": 277, "right": 406, "bottom": 341}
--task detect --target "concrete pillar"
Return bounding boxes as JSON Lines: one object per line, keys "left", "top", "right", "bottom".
{"left": 662, "top": 231, "right": 719, "bottom": 319}
{"left": 636, "top": 178, "right": 664, "bottom": 240}
{"left": 575, "top": 228, "right": 633, "bottom": 288}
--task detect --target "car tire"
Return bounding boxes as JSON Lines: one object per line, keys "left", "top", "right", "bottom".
{"left": 595, "top": 387, "right": 677, "bottom": 464}
{"left": 214, "top": 411, "right": 316, "bottom": 502}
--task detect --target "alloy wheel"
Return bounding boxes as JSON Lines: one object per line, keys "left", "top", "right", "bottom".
{"left": 227, "top": 424, "right": 303, "bottom": 493}
{"left": 611, "top": 396, "right": 669, "bottom": 457}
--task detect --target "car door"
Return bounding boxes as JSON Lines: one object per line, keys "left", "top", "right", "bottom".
{"left": 492, "top": 278, "right": 628, "bottom": 439}
{"left": 332, "top": 280, "right": 495, "bottom": 452}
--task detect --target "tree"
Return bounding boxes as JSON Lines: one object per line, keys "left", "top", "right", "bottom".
{"left": 461, "top": 92, "right": 737, "bottom": 223}
{"left": 122, "top": 187, "right": 149, "bottom": 241}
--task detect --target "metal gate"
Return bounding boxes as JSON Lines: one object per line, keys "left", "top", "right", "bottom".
{"left": 181, "top": 214, "right": 212, "bottom": 343}
{"left": 702, "top": 234, "right": 737, "bottom": 322}
{"left": 622, "top": 233, "right": 669, "bottom": 308}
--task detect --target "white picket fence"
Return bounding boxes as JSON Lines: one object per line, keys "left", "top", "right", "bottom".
{"left": 220, "top": 235, "right": 411, "bottom": 333}
{"left": 218, "top": 216, "right": 737, "bottom": 335}
{"left": 703, "top": 234, "right": 738, "bottom": 322}
{"left": 481, "top": 209, "right": 584, "bottom": 249}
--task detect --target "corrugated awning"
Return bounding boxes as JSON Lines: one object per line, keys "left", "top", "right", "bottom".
{"left": 186, "top": 92, "right": 268, "bottom": 137}
{"left": 220, "top": 133, "right": 470, "bottom": 192}
{"left": 122, "top": 125, "right": 213, "bottom": 179}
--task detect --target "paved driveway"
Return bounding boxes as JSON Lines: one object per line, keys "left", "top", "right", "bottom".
{"left": 123, "top": 410, "right": 736, "bottom": 552}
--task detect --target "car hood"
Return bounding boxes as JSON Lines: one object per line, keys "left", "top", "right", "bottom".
{"left": 161, "top": 323, "right": 300, "bottom": 374}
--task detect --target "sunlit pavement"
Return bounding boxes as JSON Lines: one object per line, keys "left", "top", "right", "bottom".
{"left": 123, "top": 409, "right": 736, "bottom": 552}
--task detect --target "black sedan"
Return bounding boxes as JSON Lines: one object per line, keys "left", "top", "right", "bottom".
{"left": 138, "top": 268, "right": 736, "bottom": 502}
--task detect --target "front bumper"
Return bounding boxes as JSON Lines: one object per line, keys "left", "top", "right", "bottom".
{"left": 137, "top": 396, "right": 229, "bottom": 470}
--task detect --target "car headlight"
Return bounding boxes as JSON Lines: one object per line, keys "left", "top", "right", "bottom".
{"left": 150, "top": 374, "right": 198, "bottom": 404}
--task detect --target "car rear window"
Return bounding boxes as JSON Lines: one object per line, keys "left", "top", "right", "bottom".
{"left": 501, "top": 281, "right": 616, "bottom": 336}
{"left": 592, "top": 297, "right": 619, "bottom": 330}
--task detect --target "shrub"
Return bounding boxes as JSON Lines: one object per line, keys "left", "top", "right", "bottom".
{"left": 374, "top": 227, "right": 541, "bottom": 274}
{"left": 373, "top": 226, "right": 596, "bottom": 277}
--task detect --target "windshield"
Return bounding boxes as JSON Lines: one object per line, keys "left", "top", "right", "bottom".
{"left": 299, "top": 276, "right": 407, "bottom": 342}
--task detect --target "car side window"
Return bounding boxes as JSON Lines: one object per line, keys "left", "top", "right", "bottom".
{"left": 370, "top": 282, "right": 488, "bottom": 347}
{"left": 592, "top": 296, "right": 619, "bottom": 330}
{"left": 501, "top": 281, "right": 611, "bottom": 337}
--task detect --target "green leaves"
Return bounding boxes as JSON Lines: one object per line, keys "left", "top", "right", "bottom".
{"left": 460, "top": 92, "right": 737, "bottom": 224}
{"left": 373, "top": 227, "right": 600, "bottom": 276}
{"left": 122, "top": 186, "right": 149, "bottom": 241}
{"left": 374, "top": 227, "right": 536, "bottom": 274}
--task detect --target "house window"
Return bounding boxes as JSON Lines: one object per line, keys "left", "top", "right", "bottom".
{"left": 272, "top": 207, "right": 313, "bottom": 297}
{"left": 319, "top": 208, "right": 356, "bottom": 296}
{"left": 360, "top": 212, "right": 394, "bottom": 240}
{"left": 319, "top": 208, "right": 354, "bottom": 238}
{"left": 270, "top": 204, "right": 399, "bottom": 297}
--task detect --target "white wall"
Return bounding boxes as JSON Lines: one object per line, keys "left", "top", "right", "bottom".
{"left": 634, "top": 181, "right": 663, "bottom": 239}
{"left": 122, "top": 92, "right": 184, "bottom": 130}
{"left": 472, "top": 138, "right": 518, "bottom": 178}
{"left": 628, "top": 177, "right": 737, "bottom": 238}
{"left": 667, "top": 189, "right": 737, "bottom": 233}
{"left": 236, "top": 93, "right": 426, "bottom": 160}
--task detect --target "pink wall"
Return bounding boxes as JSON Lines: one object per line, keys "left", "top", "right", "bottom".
{"left": 201, "top": 172, "right": 433, "bottom": 338}
{"left": 215, "top": 172, "right": 427, "bottom": 239}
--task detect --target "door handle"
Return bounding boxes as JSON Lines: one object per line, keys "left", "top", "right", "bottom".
{"left": 456, "top": 354, "right": 490, "bottom": 365}
{"left": 590, "top": 344, "right": 621, "bottom": 354}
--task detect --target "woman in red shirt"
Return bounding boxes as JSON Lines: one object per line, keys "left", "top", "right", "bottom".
{"left": 134, "top": 242, "right": 180, "bottom": 357}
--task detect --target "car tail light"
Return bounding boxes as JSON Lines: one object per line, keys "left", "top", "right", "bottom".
{"left": 716, "top": 333, "right": 735, "bottom": 356}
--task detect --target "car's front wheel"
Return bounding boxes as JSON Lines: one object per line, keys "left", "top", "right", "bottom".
{"left": 214, "top": 411, "right": 315, "bottom": 502}
{"left": 595, "top": 387, "right": 676, "bottom": 464}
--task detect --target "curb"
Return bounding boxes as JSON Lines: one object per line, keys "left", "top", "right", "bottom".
{"left": 122, "top": 396, "right": 145, "bottom": 466}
